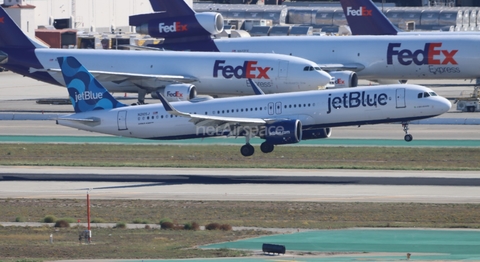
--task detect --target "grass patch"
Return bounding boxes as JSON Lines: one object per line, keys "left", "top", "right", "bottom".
{"left": 0, "top": 144, "right": 478, "bottom": 170}
{"left": 1, "top": 199, "right": 480, "bottom": 260}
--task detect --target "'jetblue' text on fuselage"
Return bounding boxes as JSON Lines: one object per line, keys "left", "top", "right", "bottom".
{"left": 327, "top": 91, "right": 388, "bottom": 114}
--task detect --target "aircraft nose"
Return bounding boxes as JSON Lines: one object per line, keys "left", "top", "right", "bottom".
{"left": 317, "top": 70, "right": 333, "bottom": 88}
{"left": 438, "top": 97, "right": 452, "bottom": 113}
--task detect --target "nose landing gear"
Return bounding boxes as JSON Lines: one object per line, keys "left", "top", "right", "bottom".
{"left": 402, "top": 123, "right": 413, "bottom": 142}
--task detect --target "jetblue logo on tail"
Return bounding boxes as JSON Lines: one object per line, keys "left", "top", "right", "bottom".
{"left": 346, "top": 7, "right": 372, "bottom": 17}
{"left": 159, "top": 22, "right": 187, "bottom": 33}
{"left": 75, "top": 91, "right": 103, "bottom": 103}
{"left": 213, "top": 60, "right": 271, "bottom": 79}
{"left": 387, "top": 43, "right": 458, "bottom": 66}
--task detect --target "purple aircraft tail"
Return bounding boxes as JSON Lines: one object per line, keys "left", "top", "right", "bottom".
{"left": 340, "top": 0, "right": 399, "bottom": 35}
{"left": 0, "top": 6, "right": 58, "bottom": 85}
{"left": 0, "top": 6, "right": 48, "bottom": 49}
{"left": 149, "top": 0, "right": 195, "bottom": 17}
{"left": 129, "top": 0, "right": 221, "bottom": 51}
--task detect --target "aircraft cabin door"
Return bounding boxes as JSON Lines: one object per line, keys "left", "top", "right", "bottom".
{"left": 396, "top": 88, "right": 406, "bottom": 108}
{"left": 278, "top": 60, "right": 289, "bottom": 79}
{"left": 117, "top": 111, "right": 128, "bottom": 130}
{"left": 275, "top": 102, "right": 282, "bottom": 115}
{"left": 268, "top": 102, "right": 274, "bottom": 115}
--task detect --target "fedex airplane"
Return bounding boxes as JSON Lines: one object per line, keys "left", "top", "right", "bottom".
{"left": 133, "top": 0, "right": 480, "bottom": 85}
{"left": 56, "top": 56, "right": 451, "bottom": 157}
{"left": 0, "top": 7, "right": 331, "bottom": 104}
{"left": 340, "top": 0, "right": 480, "bottom": 36}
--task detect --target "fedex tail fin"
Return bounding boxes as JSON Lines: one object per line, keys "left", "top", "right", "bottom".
{"left": 0, "top": 6, "right": 48, "bottom": 49}
{"left": 57, "top": 56, "right": 127, "bottom": 113}
{"left": 340, "top": 0, "right": 398, "bottom": 35}
{"left": 149, "top": 0, "right": 195, "bottom": 17}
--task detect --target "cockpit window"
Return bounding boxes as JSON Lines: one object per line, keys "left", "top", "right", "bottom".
{"left": 429, "top": 92, "right": 438, "bottom": 96}
{"left": 314, "top": 67, "right": 321, "bottom": 71}
{"left": 423, "top": 92, "right": 430, "bottom": 98}
{"left": 418, "top": 93, "right": 423, "bottom": 98}
{"left": 303, "top": 66, "right": 319, "bottom": 71}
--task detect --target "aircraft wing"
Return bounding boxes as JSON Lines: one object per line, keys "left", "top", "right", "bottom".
{"left": 318, "top": 63, "right": 365, "bottom": 72}
{"left": 31, "top": 67, "right": 198, "bottom": 89}
{"left": 157, "top": 91, "right": 269, "bottom": 127}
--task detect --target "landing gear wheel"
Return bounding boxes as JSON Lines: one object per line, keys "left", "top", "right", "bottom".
{"left": 240, "top": 144, "right": 255, "bottom": 157}
{"left": 404, "top": 134, "right": 413, "bottom": 142}
{"left": 402, "top": 123, "right": 412, "bottom": 142}
{"left": 260, "top": 142, "right": 275, "bottom": 153}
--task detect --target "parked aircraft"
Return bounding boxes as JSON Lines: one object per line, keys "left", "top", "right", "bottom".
{"left": 56, "top": 56, "right": 451, "bottom": 156}
{"left": 340, "top": 0, "right": 480, "bottom": 36}
{"left": 0, "top": 7, "right": 331, "bottom": 104}
{"left": 134, "top": 0, "right": 480, "bottom": 86}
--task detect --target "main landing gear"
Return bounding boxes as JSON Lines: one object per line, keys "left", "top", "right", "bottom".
{"left": 240, "top": 133, "right": 275, "bottom": 157}
{"left": 240, "top": 142, "right": 275, "bottom": 157}
{"left": 402, "top": 122, "right": 413, "bottom": 142}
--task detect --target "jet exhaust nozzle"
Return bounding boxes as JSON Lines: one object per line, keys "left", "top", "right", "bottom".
{"left": 0, "top": 51, "right": 8, "bottom": 65}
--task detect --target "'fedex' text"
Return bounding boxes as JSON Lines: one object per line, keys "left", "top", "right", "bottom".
{"left": 346, "top": 7, "right": 372, "bottom": 16}
{"left": 213, "top": 60, "right": 271, "bottom": 79}
{"left": 159, "top": 22, "right": 187, "bottom": 33}
{"left": 387, "top": 43, "right": 458, "bottom": 66}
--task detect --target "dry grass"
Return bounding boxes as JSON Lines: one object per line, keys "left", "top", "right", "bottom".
{"left": 0, "top": 144, "right": 478, "bottom": 170}
{"left": 1, "top": 200, "right": 480, "bottom": 260}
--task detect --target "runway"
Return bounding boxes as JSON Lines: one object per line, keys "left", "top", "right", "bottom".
{"left": 0, "top": 167, "right": 479, "bottom": 203}
{"left": 0, "top": 71, "right": 479, "bottom": 205}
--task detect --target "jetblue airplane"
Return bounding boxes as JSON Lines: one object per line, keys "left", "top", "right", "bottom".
{"left": 135, "top": 0, "right": 480, "bottom": 85}
{"left": 56, "top": 56, "right": 451, "bottom": 157}
{"left": 0, "top": 6, "right": 331, "bottom": 104}
{"left": 340, "top": 0, "right": 480, "bottom": 36}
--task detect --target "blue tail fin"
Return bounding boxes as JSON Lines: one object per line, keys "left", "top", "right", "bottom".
{"left": 0, "top": 6, "right": 47, "bottom": 48}
{"left": 57, "top": 56, "right": 127, "bottom": 113}
{"left": 340, "top": 0, "right": 398, "bottom": 35}
{"left": 149, "top": 0, "right": 195, "bottom": 17}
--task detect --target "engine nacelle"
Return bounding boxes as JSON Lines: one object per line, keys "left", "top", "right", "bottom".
{"left": 264, "top": 119, "right": 302, "bottom": 145}
{"left": 302, "top": 128, "right": 332, "bottom": 140}
{"left": 151, "top": 84, "right": 197, "bottom": 102}
{"left": 196, "top": 13, "right": 224, "bottom": 35}
{"left": 327, "top": 71, "right": 358, "bottom": 89}
{"left": 134, "top": 12, "right": 223, "bottom": 38}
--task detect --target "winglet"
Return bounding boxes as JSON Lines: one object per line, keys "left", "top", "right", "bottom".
{"left": 248, "top": 79, "right": 265, "bottom": 95}
{"left": 58, "top": 56, "right": 127, "bottom": 113}
{"left": 340, "top": 0, "right": 398, "bottom": 35}
{"left": 156, "top": 91, "right": 190, "bottom": 117}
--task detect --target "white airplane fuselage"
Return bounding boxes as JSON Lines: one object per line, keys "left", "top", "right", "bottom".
{"left": 58, "top": 84, "right": 451, "bottom": 140}
{"left": 33, "top": 49, "right": 330, "bottom": 96}
{"left": 213, "top": 35, "right": 480, "bottom": 80}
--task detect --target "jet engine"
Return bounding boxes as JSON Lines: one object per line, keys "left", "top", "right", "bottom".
{"left": 327, "top": 71, "right": 358, "bottom": 89}
{"left": 151, "top": 84, "right": 197, "bottom": 102}
{"left": 133, "top": 12, "right": 224, "bottom": 39}
{"left": 302, "top": 128, "right": 332, "bottom": 140}
{"left": 263, "top": 119, "right": 302, "bottom": 145}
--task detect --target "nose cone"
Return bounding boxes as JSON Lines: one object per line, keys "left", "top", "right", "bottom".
{"left": 316, "top": 70, "right": 333, "bottom": 89}
{"left": 437, "top": 97, "right": 452, "bottom": 114}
